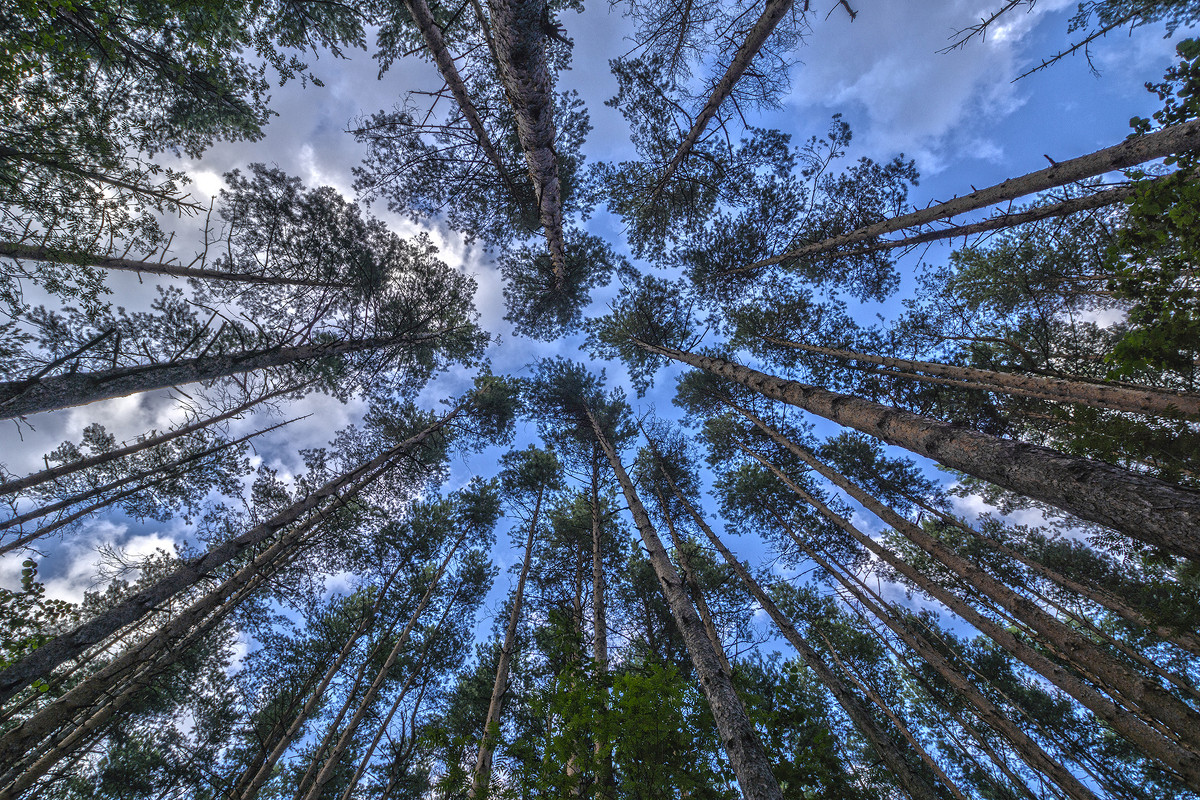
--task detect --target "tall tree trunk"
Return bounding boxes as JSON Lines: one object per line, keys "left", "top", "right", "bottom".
{"left": 471, "top": 485, "right": 542, "bottom": 800}
{"left": 486, "top": 0, "right": 569, "bottom": 286}
{"left": 744, "top": 446, "right": 1200, "bottom": 791}
{"left": 650, "top": 0, "right": 795, "bottom": 198}
{"left": 0, "top": 329, "right": 450, "bottom": 420}
{"left": 588, "top": 450, "right": 615, "bottom": 799}
{"left": 402, "top": 0, "right": 521, "bottom": 201}
{"left": 587, "top": 409, "right": 783, "bottom": 800}
{"left": 0, "top": 417, "right": 296, "bottom": 535}
{"left": 728, "top": 178, "right": 1151, "bottom": 274}
{"left": 763, "top": 336, "right": 1200, "bottom": 417}
{"left": 229, "top": 562, "right": 410, "bottom": 800}
{"left": 640, "top": 342, "right": 1200, "bottom": 560}
{"left": 0, "top": 242, "right": 352, "bottom": 287}
{"left": 0, "top": 380, "right": 307, "bottom": 498}
{"left": 733, "top": 117, "right": 1200, "bottom": 273}
{"left": 0, "top": 402, "right": 462, "bottom": 705}
{"left": 654, "top": 462, "right": 945, "bottom": 800}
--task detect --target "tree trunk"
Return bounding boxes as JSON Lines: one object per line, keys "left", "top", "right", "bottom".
{"left": 641, "top": 342, "right": 1200, "bottom": 561}
{"left": 650, "top": 0, "right": 795, "bottom": 198}
{"left": 743, "top": 445, "right": 1200, "bottom": 791}
{"left": 402, "top": 0, "right": 521, "bottom": 201}
{"left": 0, "top": 242, "right": 352, "bottom": 287}
{"left": 486, "top": 0, "right": 569, "bottom": 286}
{"left": 0, "top": 403, "right": 462, "bottom": 705}
{"left": 0, "top": 380, "right": 307, "bottom": 498}
{"left": 734, "top": 117, "right": 1200, "bottom": 273}
{"left": 588, "top": 451, "right": 615, "bottom": 798}
{"left": 0, "top": 417, "right": 296, "bottom": 535}
{"left": 764, "top": 336, "right": 1200, "bottom": 417}
{"left": 587, "top": 409, "right": 783, "bottom": 800}
{"left": 299, "top": 531, "right": 467, "bottom": 800}
{"left": 0, "top": 329, "right": 448, "bottom": 420}
{"left": 655, "top": 463, "right": 945, "bottom": 800}
{"left": 471, "top": 485, "right": 542, "bottom": 800}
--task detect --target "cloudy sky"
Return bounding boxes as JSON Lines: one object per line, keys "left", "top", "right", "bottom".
{"left": 0, "top": 1, "right": 1185, "bottom": 611}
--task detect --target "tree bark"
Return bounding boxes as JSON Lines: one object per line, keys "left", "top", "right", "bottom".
{"left": 587, "top": 408, "right": 783, "bottom": 800}
{"left": 735, "top": 117, "right": 1200, "bottom": 273}
{"left": 641, "top": 342, "right": 1200, "bottom": 561}
{"left": 0, "top": 242, "right": 351, "bottom": 287}
{"left": 0, "top": 329, "right": 449, "bottom": 420}
{"left": 471, "top": 485, "right": 542, "bottom": 800}
{"left": 655, "top": 463, "right": 945, "bottom": 800}
{"left": 650, "top": 0, "right": 795, "bottom": 198}
{"left": 0, "top": 403, "right": 462, "bottom": 705}
{"left": 764, "top": 336, "right": 1200, "bottom": 417}
{"left": 486, "top": 0, "right": 569, "bottom": 286}
{"left": 0, "top": 381, "right": 306, "bottom": 498}
{"left": 743, "top": 444, "right": 1200, "bottom": 791}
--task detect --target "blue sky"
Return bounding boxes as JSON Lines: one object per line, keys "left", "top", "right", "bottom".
{"left": 0, "top": 1, "right": 1186, "bottom": 634}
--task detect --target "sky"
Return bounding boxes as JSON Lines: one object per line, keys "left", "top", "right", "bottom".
{"left": 0, "top": 1, "right": 1186, "bottom": 627}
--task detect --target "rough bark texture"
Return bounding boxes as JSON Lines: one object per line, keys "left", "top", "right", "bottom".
{"left": 0, "top": 381, "right": 304, "bottom": 498}
{"left": 0, "top": 331, "right": 443, "bottom": 420}
{"left": 738, "top": 117, "right": 1200, "bottom": 272}
{"left": 765, "top": 337, "right": 1200, "bottom": 417}
{"left": 658, "top": 466, "right": 945, "bottom": 800}
{"left": 0, "top": 405, "right": 461, "bottom": 705}
{"left": 588, "top": 410, "right": 783, "bottom": 800}
{"left": 644, "top": 342, "right": 1200, "bottom": 560}
{"left": 486, "top": 0, "right": 569, "bottom": 285}
{"left": 403, "top": 0, "right": 521, "bottom": 200}
{"left": 745, "top": 445, "right": 1200, "bottom": 791}
{"left": 471, "top": 487, "right": 541, "bottom": 800}
{"left": 651, "top": 0, "right": 795, "bottom": 196}
{"left": 0, "top": 242, "right": 350, "bottom": 287}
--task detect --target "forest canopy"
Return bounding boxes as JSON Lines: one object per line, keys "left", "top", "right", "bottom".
{"left": 2, "top": 1, "right": 1200, "bottom": 799}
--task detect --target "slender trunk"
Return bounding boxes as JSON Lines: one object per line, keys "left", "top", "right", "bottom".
{"left": 0, "top": 380, "right": 307, "bottom": 498}
{"left": 0, "top": 417, "right": 297, "bottom": 534}
{"left": 402, "top": 0, "right": 521, "bottom": 201}
{"left": 745, "top": 446, "right": 1200, "bottom": 790}
{"left": 655, "top": 463, "right": 944, "bottom": 800}
{"left": 737, "top": 410, "right": 1200, "bottom": 721}
{"left": 786, "top": 518, "right": 1102, "bottom": 800}
{"left": 650, "top": 0, "right": 795, "bottom": 198}
{"left": 471, "top": 486, "right": 542, "bottom": 800}
{"left": 588, "top": 450, "right": 615, "bottom": 798}
{"left": 0, "top": 242, "right": 352, "bottom": 288}
{"left": 765, "top": 336, "right": 1200, "bottom": 417}
{"left": 229, "top": 563, "right": 410, "bottom": 800}
{"left": 733, "top": 117, "right": 1200, "bottom": 273}
{"left": 486, "top": 0, "right": 568, "bottom": 286}
{"left": 588, "top": 410, "right": 782, "bottom": 800}
{"left": 0, "top": 403, "right": 462, "bottom": 705}
{"left": 299, "top": 532, "right": 467, "bottom": 800}
{"left": 642, "top": 342, "right": 1200, "bottom": 560}
{"left": 0, "top": 329, "right": 450, "bottom": 420}
{"left": 734, "top": 178, "right": 1149, "bottom": 272}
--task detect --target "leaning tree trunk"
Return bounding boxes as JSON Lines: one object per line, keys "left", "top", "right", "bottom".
{"left": 471, "top": 485, "right": 542, "bottom": 800}
{"left": 764, "top": 336, "right": 1200, "bottom": 417}
{"left": 0, "top": 402, "right": 462, "bottom": 705}
{"left": 587, "top": 409, "right": 783, "bottom": 800}
{"left": 745, "top": 448, "right": 1200, "bottom": 792}
{"left": 299, "top": 532, "right": 467, "bottom": 800}
{"left": 0, "top": 242, "right": 351, "bottom": 287}
{"left": 0, "top": 380, "right": 307, "bottom": 498}
{"left": 486, "top": 0, "right": 569, "bottom": 286}
{"left": 650, "top": 0, "right": 795, "bottom": 198}
{"left": 402, "top": 0, "right": 521, "bottom": 201}
{"left": 0, "top": 329, "right": 447, "bottom": 420}
{"left": 641, "top": 341, "right": 1200, "bottom": 561}
{"left": 655, "top": 463, "right": 946, "bottom": 800}
{"left": 731, "top": 117, "right": 1200, "bottom": 274}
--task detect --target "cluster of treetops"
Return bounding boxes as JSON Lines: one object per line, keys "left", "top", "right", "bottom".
{"left": 1, "top": 0, "right": 1200, "bottom": 798}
